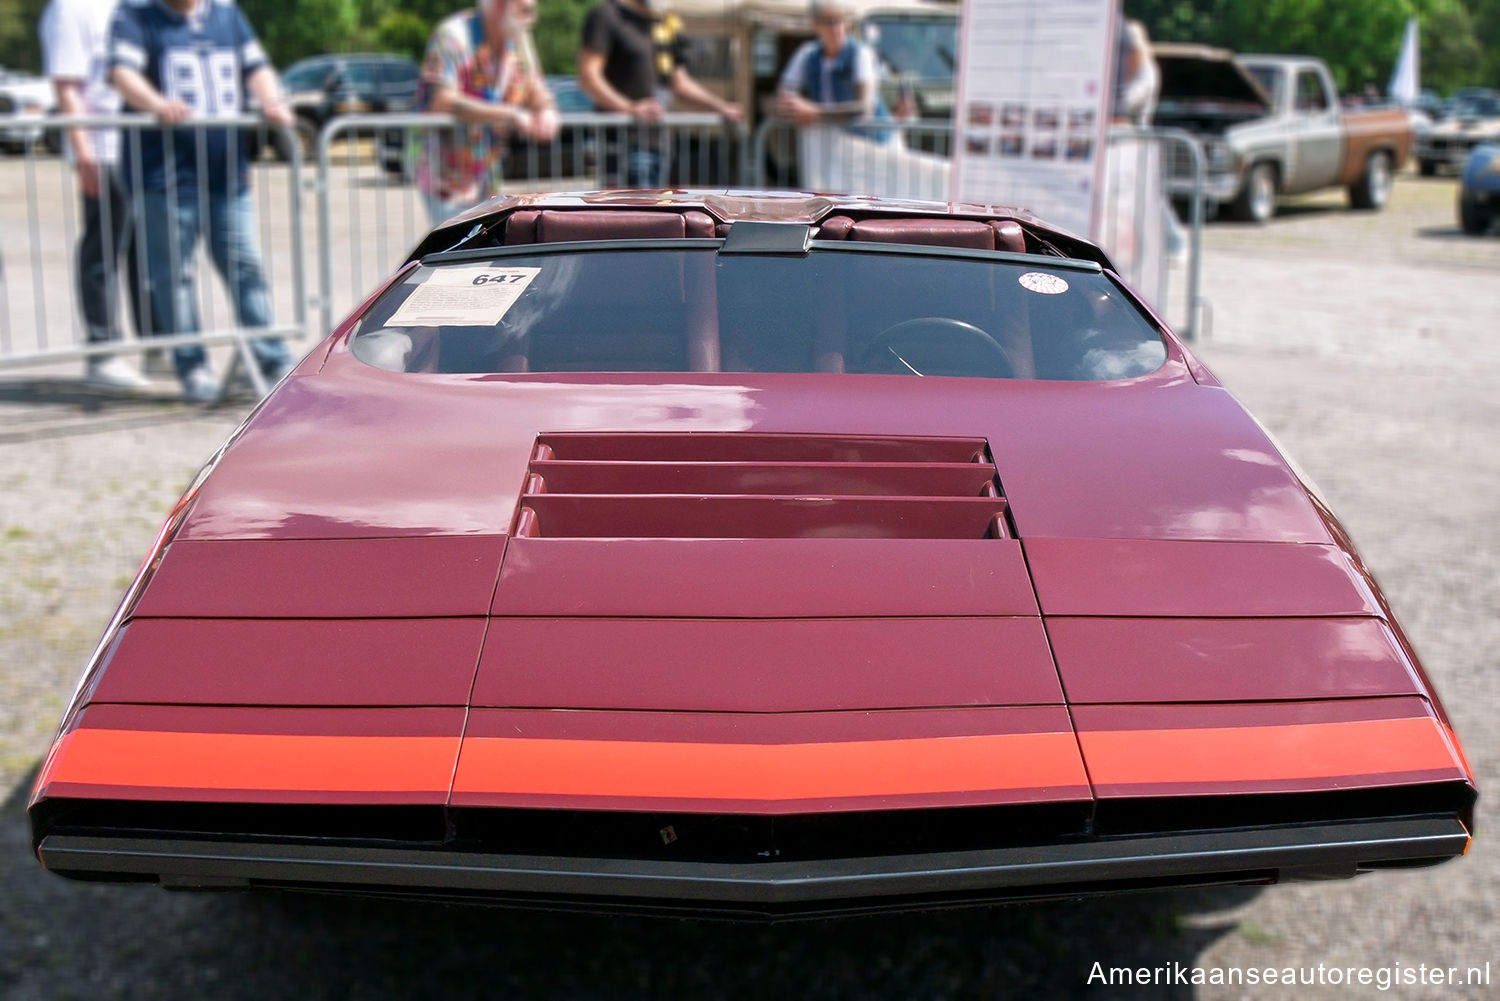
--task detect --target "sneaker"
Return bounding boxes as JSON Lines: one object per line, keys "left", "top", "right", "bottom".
{"left": 181, "top": 365, "right": 222, "bottom": 404}
{"left": 84, "top": 356, "right": 150, "bottom": 392}
{"left": 142, "top": 348, "right": 175, "bottom": 378}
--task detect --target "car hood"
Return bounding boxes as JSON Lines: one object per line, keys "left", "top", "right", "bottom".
{"left": 37, "top": 350, "right": 1470, "bottom": 819}
{"left": 1431, "top": 116, "right": 1500, "bottom": 138}
{"left": 174, "top": 354, "right": 1332, "bottom": 545}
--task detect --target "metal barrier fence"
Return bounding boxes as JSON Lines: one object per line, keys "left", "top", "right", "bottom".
{"left": 0, "top": 114, "right": 308, "bottom": 396}
{"left": 750, "top": 117, "right": 1208, "bottom": 341}
{"left": 313, "top": 112, "right": 746, "bottom": 332}
{"left": 0, "top": 110, "right": 1206, "bottom": 398}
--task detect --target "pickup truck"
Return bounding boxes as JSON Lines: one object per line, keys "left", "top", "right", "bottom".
{"left": 1153, "top": 47, "right": 1411, "bottom": 223}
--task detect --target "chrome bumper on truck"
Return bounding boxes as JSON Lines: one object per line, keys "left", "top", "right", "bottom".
{"left": 38, "top": 815, "right": 1469, "bottom": 918}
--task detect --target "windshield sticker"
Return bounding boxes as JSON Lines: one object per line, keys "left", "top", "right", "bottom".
{"left": 386, "top": 265, "right": 540, "bottom": 327}
{"left": 1019, "top": 272, "right": 1069, "bottom": 295}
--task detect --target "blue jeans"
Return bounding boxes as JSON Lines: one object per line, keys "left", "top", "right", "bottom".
{"left": 139, "top": 186, "right": 291, "bottom": 379}
{"left": 625, "top": 147, "right": 666, "bottom": 188}
{"left": 603, "top": 129, "right": 668, "bottom": 188}
{"left": 78, "top": 165, "right": 150, "bottom": 346}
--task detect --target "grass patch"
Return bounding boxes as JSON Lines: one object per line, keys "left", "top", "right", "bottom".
{"left": 1237, "top": 920, "right": 1281, "bottom": 946}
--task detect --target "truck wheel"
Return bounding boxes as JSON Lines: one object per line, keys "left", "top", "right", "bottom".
{"left": 1348, "top": 151, "right": 1392, "bottom": 210}
{"left": 1228, "top": 162, "right": 1277, "bottom": 223}
{"left": 1459, "top": 194, "right": 1493, "bottom": 236}
{"left": 1418, "top": 159, "right": 1438, "bottom": 177}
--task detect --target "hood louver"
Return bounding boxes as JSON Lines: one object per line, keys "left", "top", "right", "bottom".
{"left": 514, "top": 433, "right": 1010, "bottom": 540}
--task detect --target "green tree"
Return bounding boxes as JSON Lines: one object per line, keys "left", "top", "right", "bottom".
{"left": 535, "top": 0, "right": 594, "bottom": 75}
{"left": 375, "top": 11, "right": 431, "bottom": 63}
{"left": 1416, "top": 0, "right": 1486, "bottom": 93}
{"left": 240, "top": 0, "right": 363, "bottom": 65}
{"left": 0, "top": 0, "right": 48, "bottom": 74}
{"left": 1466, "top": 0, "right": 1500, "bottom": 84}
{"left": 1128, "top": 0, "right": 1497, "bottom": 94}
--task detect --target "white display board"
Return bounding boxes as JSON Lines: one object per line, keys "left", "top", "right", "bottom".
{"left": 950, "top": 0, "right": 1119, "bottom": 238}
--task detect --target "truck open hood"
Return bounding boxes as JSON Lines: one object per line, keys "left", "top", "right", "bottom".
{"left": 1154, "top": 43, "right": 1271, "bottom": 111}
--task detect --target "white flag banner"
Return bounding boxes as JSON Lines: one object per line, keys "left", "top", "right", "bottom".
{"left": 797, "top": 126, "right": 951, "bottom": 202}
{"left": 1388, "top": 17, "right": 1420, "bottom": 106}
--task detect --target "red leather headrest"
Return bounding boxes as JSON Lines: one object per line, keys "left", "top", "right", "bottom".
{"left": 538, "top": 210, "right": 690, "bottom": 242}
{"left": 847, "top": 218, "right": 998, "bottom": 250}
{"left": 816, "top": 215, "right": 855, "bottom": 240}
{"left": 503, "top": 209, "right": 541, "bottom": 245}
{"left": 991, "top": 220, "right": 1026, "bottom": 254}
{"left": 504, "top": 209, "right": 717, "bottom": 244}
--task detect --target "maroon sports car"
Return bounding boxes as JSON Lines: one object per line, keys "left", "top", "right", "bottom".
{"left": 29, "top": 191, "right": 1475, "bottom": 916}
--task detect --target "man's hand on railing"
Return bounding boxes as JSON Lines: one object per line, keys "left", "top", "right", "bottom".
{"left": 775, "top": 92, "right": 822, "bottom": 127}
{"left": 156, "top": 98, "right": 192, "bottom": 125}
{"left": 630, "top": 97, "right": 665, "bottom": 123}
{"left": 531, "top": 107, "right": 560, "bottom": 143}
{"left": 261, "top": 100, "right": 294, "bottom": 129}
{"left": 73, "top": 154, "right": 102, "bottom": 199}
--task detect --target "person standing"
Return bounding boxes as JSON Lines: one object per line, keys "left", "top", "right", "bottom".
{"left": 415, "top": 0, "right": 559, "bottom": 224}
{"left": 578, "top": 0, "right": 741, "bottom": 187}
{"left": 107, "top": 0, "right": 296, "bottom": 402}
{"left": 774, "top": 0, "right": 889, "bottom": 134}
{"left": 40, "top": 0, "right": 149, "bottom": 391}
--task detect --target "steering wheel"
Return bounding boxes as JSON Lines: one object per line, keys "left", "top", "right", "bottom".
{"left": 856, "top": 317, "right": 1015, "bottom": 379}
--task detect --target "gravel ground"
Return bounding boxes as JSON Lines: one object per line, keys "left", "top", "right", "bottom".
{"left": 1, "top": 172, "right": 1497, "bottom": 1000}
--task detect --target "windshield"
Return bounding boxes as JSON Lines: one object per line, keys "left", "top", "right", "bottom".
{"left": 282, "top": 59, "right": 333, "bottom": 91}
{"left": 1454, "top": 95, "right": 1500, "bottom": 117}
{"left": 352, "top": 248, "right": 1165, "bottom": 382}
{"left": 1243, "top": 64, "right": 1284, "bottom": 106}
{"left": 868, "top": 17, "right": 957, "bottom": 82}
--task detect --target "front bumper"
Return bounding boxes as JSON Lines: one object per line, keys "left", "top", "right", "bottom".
{"left": 38, "top": 814, "right": 1469, "bottom": 918}
{"left": 1418, "top": 142, "right": 1483, "bottom": 169}
{"left": 1165, "top": 169, "right": 1241, "bottom": 204}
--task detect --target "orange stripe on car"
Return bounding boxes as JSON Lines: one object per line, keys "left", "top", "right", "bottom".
{"left": 452, "top": 732, "right": 1088, "bottom": 800}
{"left": 1079, "top": 715, "right": 1462, "bottom": 786}
{"left": 39, "top": 729, "right": 459, "bottom": 793}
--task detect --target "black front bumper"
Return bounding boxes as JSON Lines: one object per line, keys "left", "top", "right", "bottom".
{"left": 38, "top": 815, "right": 1468, "bottom": 918}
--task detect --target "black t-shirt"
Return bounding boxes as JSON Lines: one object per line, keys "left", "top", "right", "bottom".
{"left": 580, "top": 0, "right": 684, "bottom": 101}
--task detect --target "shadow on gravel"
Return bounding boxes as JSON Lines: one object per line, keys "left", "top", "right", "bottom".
{"left": 1415, "top": 225, "right": 1494, "bottom": 242}
{"left": 3, "top": 765, "right": 1261, "bottom": 1001}
{"left": 1263, "top": 203, "right": 1342, "bottom": 222}
{"left": 0, "top": 379, "right": 246, "bottom": 445}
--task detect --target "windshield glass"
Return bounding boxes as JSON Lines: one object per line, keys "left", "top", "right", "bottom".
{"left": 1454, "top": 95, "right": 1500, "bottom": 116}
{"left": 351, "top": 248, "right": 1166, "bottom": 382}
{"left": 868, "top": 17, "right": 957, "bottom": 82}
{"left": 1243, "top": 64, "right": 1284, "bottom": 105}
{"left": 282, "top": 59, "right": 332, "bottom": 91}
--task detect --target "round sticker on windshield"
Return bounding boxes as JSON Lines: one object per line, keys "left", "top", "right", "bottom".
{"left": 1019, "top": 272, "right": 1069, "bottom": 294}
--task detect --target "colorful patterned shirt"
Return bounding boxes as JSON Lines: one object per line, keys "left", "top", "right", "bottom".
{"left": 414, "top": 8, "right": 544, "bottom": 202}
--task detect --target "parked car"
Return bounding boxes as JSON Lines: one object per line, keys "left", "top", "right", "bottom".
{"left": 1458, "top": 143, "right": 1500, "bottom": 235}
{"left": 248, "top": 52, "right": 420, "bottom": 160}
{"left": 1153, "top": 47, "right": 1412, "bottom": 222}
{"left": 1415, "top": 90, "right": 1500, "bottom": 177}
{"left": 29, "top": 190, "right": 1476, "bottom": 916}
{"left": 0, "top": 68, "right": 58, "bottom": 154}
